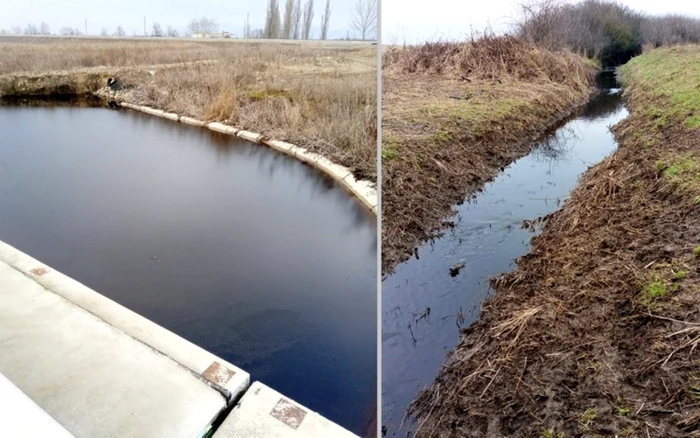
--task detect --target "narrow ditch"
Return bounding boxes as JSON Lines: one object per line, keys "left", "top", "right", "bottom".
{"left": 380, "top": 71, "right": 629, "bottom": 435}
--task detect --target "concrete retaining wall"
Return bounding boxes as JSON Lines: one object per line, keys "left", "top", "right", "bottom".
{"left": 118, "top": 102, "right": 377, "bottom": 215}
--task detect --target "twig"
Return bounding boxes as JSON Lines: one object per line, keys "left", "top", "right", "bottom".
{"left": 480, "top": 365, "right": 502, "bottom": 398}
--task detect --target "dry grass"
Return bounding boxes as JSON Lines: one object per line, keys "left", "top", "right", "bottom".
{"left": 0, "top": 36, "right": 377, "bottom": 179}
{"left": 381, "top": 36, "right": 596, "bottom": 272}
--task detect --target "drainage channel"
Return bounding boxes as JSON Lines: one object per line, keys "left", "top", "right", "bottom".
{"left": 381, "top": 72, "right": 629, "bottom": 435}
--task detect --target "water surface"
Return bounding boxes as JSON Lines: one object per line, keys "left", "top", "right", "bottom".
{"left": 0, "top": 104, "right": 377, "bottom": 434}
{"left": 381, "top": 79, "right": 628, "bottom": 435}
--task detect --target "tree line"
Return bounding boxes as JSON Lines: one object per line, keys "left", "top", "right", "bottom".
{"left": 252, "top": 0, "right": 376, "bottom": 40}
{"left": 0, "top": 0, "right": 377, "bottom": 41}
{"left": 517, "top": 0, "right": 700, "bottom": 67}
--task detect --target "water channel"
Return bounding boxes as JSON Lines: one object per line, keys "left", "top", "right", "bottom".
{"left": 381, "top": 73, "right": 628, "bottom": 435}
{"left": 0, "top": 102, "right": 377, "bottom": 434}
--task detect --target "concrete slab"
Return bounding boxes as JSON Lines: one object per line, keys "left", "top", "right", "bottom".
{"left": 0, "top": 240, "right": 250, "bottom": 400}
{"left": 0, "top": 259, "right": 228, "bottom": 438}
{"left": 0, "top": 372, "right": 75, "bottom": 438}
{"left": 213, "top": 381, "right": 359, "bottom": 438}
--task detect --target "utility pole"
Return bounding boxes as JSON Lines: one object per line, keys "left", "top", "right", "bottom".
{"left": 84, "top": 19, "right": 87, "bottom": 36}
{"left": 144, "top": 17, "right": 146, "bottom": 36}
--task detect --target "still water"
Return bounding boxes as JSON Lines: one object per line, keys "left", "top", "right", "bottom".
{"left": 381, "top": 76, "right": 628, "bottom": 435}
{"left": 0, "top": 103, "right": 377, "bottom": 434}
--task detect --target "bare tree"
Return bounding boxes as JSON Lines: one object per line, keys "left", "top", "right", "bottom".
{"left": 252, "top": 29, "right": 264, "bottom": 39}
{"left": 115, "top": 26, "right": 126, "bottom": 37}
{"left": 264, "top": 0, "right": 282, "bottom": 39}
{"left": 302, "top": 0, "right": 314, "bottom": 39}
{"left": 282, "top": 0, "right": 295, "bottom": 38}
{"left": 188, "top": 17, "right": 219, "bottom": 36}
{"left": 244, "top": 13, "right": 251, "bottom": 38}
{"left": 11, "top": 26, "right": 21, "bottom": 35}
{"left": 187, "top": 19, "right": 200, "bottom": 35}
{"left": 23, "top": 24, "right": 39, "bottom": 35}
{"left": 166, "top": 25, "right": 178, "bottom": 37}
{"left": 320, "top": 0, "right": 331, "bottom": 40}
{"left": 152, "top": 22, "right": 164, "bottom": 37}
{"left": 40, "top": 22, "right": 50, "bottom": 35}
{"left": 101, "top": 27, "right": 109, "bottom": 37}
{"left": 350, "top": 0, "right": 377, "bottom": 40}
{"left": 292, "top": 0, "right": 303, "bottom": 38}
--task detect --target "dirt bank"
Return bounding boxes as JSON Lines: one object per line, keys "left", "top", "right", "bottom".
{"left": 0, "top": 37, "right": 377, "bottom": 181}
{"left": 381, "top": 36, "right": 596, "bottom": 273}
{"left": 410, "top": 45, "right": 700, "bottom": 437}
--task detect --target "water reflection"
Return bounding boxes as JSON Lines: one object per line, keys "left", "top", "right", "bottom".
{"left": 0, "top": 104, "right": 376, "bottom": 434}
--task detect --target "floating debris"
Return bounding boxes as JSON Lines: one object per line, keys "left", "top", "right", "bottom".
{"left": 450, "top": 260, "right": 466, "bottom": 277}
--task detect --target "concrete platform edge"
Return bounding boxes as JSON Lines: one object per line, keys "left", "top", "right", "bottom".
{"left": 0, "top": 240, "right": 250, "bottom": 401}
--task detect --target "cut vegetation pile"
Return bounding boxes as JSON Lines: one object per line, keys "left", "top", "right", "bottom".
{"left": 381, "top": 36, "right": 596, "bottom": 272}
{"left": 0, "top": 37, "right": 377, "bottom": 180}
{"left": 410, "top": 45, "right": 700, "bottom": 437}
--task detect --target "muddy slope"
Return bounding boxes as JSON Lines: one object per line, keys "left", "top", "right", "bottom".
{"left": 410, "top": 46, "right": 700, "bottom": 437}
{"left": 381, "top": 38, "right": 596, "bottom": 273}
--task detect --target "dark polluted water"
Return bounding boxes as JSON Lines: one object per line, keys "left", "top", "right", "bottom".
{"left": 0, "top": 104, "right": 377, "bottom": 434}
{"left": 381, "top": 77, "right": 629, "bottom": 436}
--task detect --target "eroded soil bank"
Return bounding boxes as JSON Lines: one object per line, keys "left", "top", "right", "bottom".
{"left": 411, "top": 45, "right": 700, "bottom": 437}
{"left": 381, "top": 37, "right": 597, "bottom": 273}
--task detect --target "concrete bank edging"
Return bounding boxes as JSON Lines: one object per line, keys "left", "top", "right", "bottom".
{"left": 0, "top": 240, "right": 250, "bottom": 402}
{"left": 118, "top": 102, "right": 377, "bottom": 215}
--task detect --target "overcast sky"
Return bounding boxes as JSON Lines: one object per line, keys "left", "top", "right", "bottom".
{"left": 382, "top": 0, "right": 700, "bottom": 44}
{"left": 0, "top": 0, "right": 359, "bottom": 39}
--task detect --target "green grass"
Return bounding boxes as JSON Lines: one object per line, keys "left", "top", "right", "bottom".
{"left": 674, "top": 269, "right": 688, "bottom": 280}
{"left": 617, "top": 406, "right": 631, "bottom": 416}
{"left": 694, "top": 246, "right": 700, "bottom": 257}
{"left": 656, "top": 153, "right": 700, "bottom": 196}
{"left": 642, "top": 280, "right": 666, "bottom": 298}
{"left": 382, "top": 131, "right": 400, "bottom": 160}
{"left": 619, "top": 46, "right": 700, "bottom": 129}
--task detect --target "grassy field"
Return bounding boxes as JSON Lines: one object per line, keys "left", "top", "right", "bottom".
{"left": 411, "top": 45, "right": 700, "bottom": 437}
{"left": 0, "top": 36, "right": 377, "bottom": 180}
{"left": 381, "top": 36, "right": 596, "bottom": 272}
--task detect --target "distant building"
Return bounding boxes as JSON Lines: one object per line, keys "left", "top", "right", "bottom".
{"left": 191, "top": 31, "right": 234, "bottom": 39}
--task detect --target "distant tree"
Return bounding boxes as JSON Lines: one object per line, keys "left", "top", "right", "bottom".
{"left": 282, "top": 0, "right": 295, "bottom": 38}
{"left": 188, "top": 17, "right": 218, "bottom": 36}
{"left": 302, "top": 0, "right": 314, "bottom": 39}
{"left": 40, "top": 22, "right": 50, "bottom": 35}
{"left": 320, "top": 0, "right": 331, "bottom": 40}
{"left": 244, "top": 13, "right": 251, "bottom": 38}
{"left": 166, "top": 25, "right": 178, "bottom": 37}
{"left": 264, "top": 0, "right": 282, "bottom": 39}
{"left": 292, "top": 0, "right": 303, "bottom": 38}
{"left": 251, "top": 29, "right": 264, "bottom": 39}
{"left": 23, "top": 24, "right": 39, "bottom": 35}
{"left": 11, "top": 26, "right": 21, "bottom": 35}
{"left": 101, "top": 27, "right": 109, "bottom": 37}
{"left": 151, "top": 22, "right": 164, "bottom": 37}
{"left": 115, "top": 26, "right": 126, "bottom": 37}
{"left": 350, "top": 0, "right": 377, "bottom": 40}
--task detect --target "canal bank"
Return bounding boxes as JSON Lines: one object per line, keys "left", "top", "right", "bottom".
{"left": 0, "top": 240, "right": 356, "bottom": 437}
{"left": 409, "top": 46, "right": 700, "bottom": 437}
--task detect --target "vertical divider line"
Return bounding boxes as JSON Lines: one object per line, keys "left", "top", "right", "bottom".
{"left": 376, "top": 0, "right": 383, "bottom": 436}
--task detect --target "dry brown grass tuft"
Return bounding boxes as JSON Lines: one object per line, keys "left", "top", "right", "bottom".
{"left": 0, "top": 37, "right": 377, "bottom": 180}
{"left": 381, "top": 36, "right": 596, "bottom": 272}
{"left": 383, "top": 35, "right": 593, "bottom": 92}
